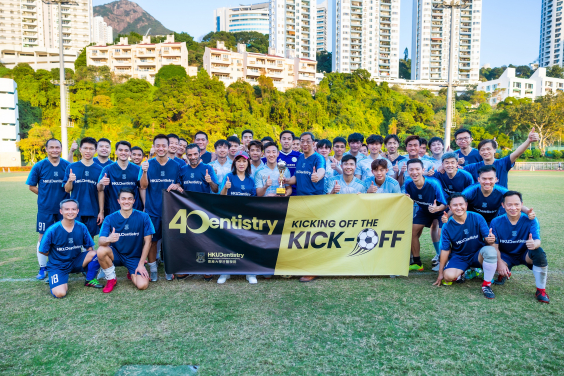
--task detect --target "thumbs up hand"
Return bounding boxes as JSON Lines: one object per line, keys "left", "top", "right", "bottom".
{"left": 311, "top": 166, "right": 320, "bottom": 183}
{"left": 429, "top": 199, "right": 439, "bottom": 213}
{"left": 400, "top": 163, "right": 407, "bottom": 173}
{"left": 70, "top": 140, "right": 78, "bottom": 153}
{"left": 68, "top": 169, "right": 76, "bottom": 182}
{"left": 141, "top": 160, "right": 149, "bottom": 172}
{"left": 528, "top": 127, "right": 540, "bottom": 142}
{"left": 458, "top": 157, "right": 465, "bottom": 166}
{"left": 367, "top": 180, "right": 377, "bottom": 193}
{"left": 266, "top": 174, "right": 272, "bottom": 188}
{"left": 527, "top": 207, "right": 536, "bottom": 220}
{"left": 108, "top": 227, "right": 120, "bottom": 243}
{"left": 330, "top": 157, "right": 337, "bottom": 170}
{"left": 441, "top": 211, "right": 449, "bottom": 224}
{"left": 427, "top": 167, "right": 435, "bottom": 176}
{"left": 485, "top": 228, "right": 495, "bottom": 245}
{"left": 225, "top": 176, "right": 232, "bottom": 189}
{"left": 100, "top": 173, "right": 110, "bottom": 186}
{"left": 333, "top": 181, "right": 341, "bottom": 194}
{"left": 526, "top": 233, "right": 536, "bottom": 250}
{"left": 205, "top": 169, "right": 212, "bottom": 183}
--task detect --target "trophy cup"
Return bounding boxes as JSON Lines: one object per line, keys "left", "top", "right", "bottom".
{"left": 276, "top": 161, "right": 287, "bottom": 196}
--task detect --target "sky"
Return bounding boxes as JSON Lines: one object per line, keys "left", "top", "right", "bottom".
{"left": 93, "top": 0, "right": 541, "bottom": 68}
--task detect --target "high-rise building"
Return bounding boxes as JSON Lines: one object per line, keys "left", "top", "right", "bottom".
{"left": 332, "top": 0, "right": 401, "bottom": 77}
{"left": 411, "top": 0, "right": 482, "bottom": 83}
{"left": 316, "top": 0, "right": 328, "bottom": 51}
{"left": 0, "top": 78, "right": 20, "bottom": 167}
{"left": 539, "top": 0, "right": 561, "bottom": 68}
{"left": 269, "top": 0, "right": 317, "bottom": 59}
{"left": 214, "top": 3, "right": 270, "bottom": 34}
{"left": 93, "top": 16, "right": 113, "bottom": 45}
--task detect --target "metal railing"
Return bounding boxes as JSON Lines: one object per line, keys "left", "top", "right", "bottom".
{"left": 513, "top": 162, "right": 563, "bottom": 171}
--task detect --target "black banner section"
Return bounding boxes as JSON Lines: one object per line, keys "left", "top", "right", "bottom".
{"left": 162, "top": 191, "right": 289, "bottom": 275}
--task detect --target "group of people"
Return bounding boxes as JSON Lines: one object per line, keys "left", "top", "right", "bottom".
{"left": 27, "top": 127, "right": 550, "bottom": 303}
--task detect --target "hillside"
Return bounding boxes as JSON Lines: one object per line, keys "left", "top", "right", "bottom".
{"left": 93, "top": 0, "right": 173, "bottom": 36}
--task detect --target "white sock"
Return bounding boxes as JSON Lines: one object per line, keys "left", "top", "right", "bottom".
{"left": 37, "top": 241, "right": 47, "bottom": 268}
{"left": 148, "top": 261, "right": 157, "bottom": 273}
{"left": 482, "top": 261, "right": 497, "bottom": 284}
{"left": 103, "top": 265, "right": 116, "bottom": 280}
{"left": 533, "top": 265, "right": 548, "bottom": 289}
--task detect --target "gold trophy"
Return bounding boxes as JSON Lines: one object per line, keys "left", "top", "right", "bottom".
{"left": 276, "top": 161, "right": 287, "bottom": 196}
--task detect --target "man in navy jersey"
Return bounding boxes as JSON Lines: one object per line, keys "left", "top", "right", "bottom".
{"left": 491, "top": 191, "right": 549, "bottom": 303}
{"left": 40, "top": 199, "right": 103, "bottom": 298}
{"left": 63, "top": 137, "right": 104, "bottom": 238}
{"left": 98, "top": 140, "right": 142, "bottom": 216}
{"left": 432, "top": 152, "right": 474, "bottom": 197}
{"left": 166, "top": 134, "right": 186, "bottom": 167}
{"left": 284, "top": 132, "right": 326, "bottom": 196}
{"left": 209, "top": 140, "right": 232, "bottom": 190}
{"left": 384, "top": 134, "right": 406, "bottom": 166}
{"left": 139, "top": 134, "right": 182, "bottom": 282}
{"left": 433, "top": 193, "right": 498, "bottom": 299}
{"left": 97, "top": 188, "right": 155, "bottom": 293}
{"left": 93, "top": 138, "right": 113, "bottom": 168}
{"left": 27, "top": 138, "right": 71, "bottom": 280}
{"left": 464, "top": 127, "right": 539, "bottom": 188}
{"left": 179, "top": 143, "right": 219, "bottom": 194}
{"left": 404, "top": 159, "right": 448, "bottom": 272}
{"left": 195, "top": 131, "right": 214, "bottom": 164}
{"left": 278, "top": 130, "right": 301, "bottom": 194}
{"left": 454, "top": 128, "right": 483, "bottom": 166}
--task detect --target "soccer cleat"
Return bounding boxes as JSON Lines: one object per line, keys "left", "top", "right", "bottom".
{"left": 36, "top": 267, "right": 47, "bottom": 280}
{"left": 203, "top": 275, "right": 213, "bottom": 282}
{"left": 176, "top": 274, "right": 191, "bottom": 281}
{"left": 85, "top": 279, "right": 103, "bottom": 289}
{"left": 165, "top": 273, "right": 174, "bottom": 281}
{"left": 103, "top": 278, "right": 117, "bottom": 293}
{"left": 456, "top": 273, "right": 466, "bottom": 284}
{"left": 409, "top": 263, "right": 424, "bottom": 272}
{"left": 431, "top": 254, "right": 439, "bottom": 267}
{"left": 493, "top": 272, "right": 511, "bottom": 286}
{"left": 150, "top": 271, "right": 158, "bottom": 282}
{"left": 442, "top": 280, "right": 452, "bottom": 286}
{"left": 217, "top": 275, "right": 230, "bottom": 284}
{"left": 127, "top": 272, "right": 131, "bottom": 280}
{"left": 535, "top": 289, "right": 550, "bottom": 304}
{"left": 482, "top": 284, "right": 495, "bottom": 299}
{"left": 246, "top": 275, "right": 258, "bottom": 284}
{"left": 299, "top": 276, "right": 318, "bottom": 282}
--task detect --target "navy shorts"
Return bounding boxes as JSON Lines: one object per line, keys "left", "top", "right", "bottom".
{"left": 78, "top": 215, "right": 99, "bottom": 238}
{"left": 47, "top": 251, "right": 88, "bottom": 289}
{"left": 111, "top": 246, "right": 141, "bottom": 275}
{"left": 500, "top": 251, "right": 533, "bottom": 271}
{"left": 444, "top": 252, "right": 482, "bottom": 271}
{"left": 37, "top": 212, "right": 62, "bottom": 234}
{"left": 150, "top": 215, "right": 162, "bottom": 241}
{"left": 413, "top": 209, "right": 443, "bottom": 229}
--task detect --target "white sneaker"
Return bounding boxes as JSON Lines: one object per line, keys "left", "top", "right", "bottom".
{"left": 246, "top": 275, "right": 258, "bottom": 284}
{"left": 217, "top": 275, "right": 230, "bottom": 284}
{"left": 431, "top": 254, "right": 439, "bottom": 266}
{"left": 165, "top": 273, "right": 174, "bottom": 281}
{"left": 432, "top": 264, "right": 440, "bottom": 272}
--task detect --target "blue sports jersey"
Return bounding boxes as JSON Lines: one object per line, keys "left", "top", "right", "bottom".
{"left": 362, "top": 176, "right": 401, "bottom": 194}
{"left": 100, "top": 210, "right": 155, "bottom": 258}
{"left": 440, "top": 211, "right": 489, "bottom": 258}
{"left": 405, "top": 177, "right": 447, "bottom": 214}
{"left": 26, "top": 158, "right": 71, "bottom": 214}
{"left": 201, "top": 151, "right": 213, "bottom": 164}
{"left": 63, "top": 161, "right": 103, "bottom": 217}
{"left": 179, "top": 162, "right": 218, "bottom": 193}
{"left": 99, "top": 162, "right": 142, "bottom": 214}
{"left": 220, "top": 172, "right": 257, "bottom": 196}
{"left": 250, "top": 161, "right": 265, "bottom": 179}
{"left": 356, "top": 156, "right": 394, "bottom": 180}
{"left": 464, "top": 156, "right": 513, "bottom": 188}
{"left": 433, "top": 169, "right": 475, "bottom": 197}
{"left": 295, "top": 152, "right": 326, "bottom": 195}
{"left": 254, "top": 164, "right": 291, "bottom": 196}
{"left": 325, "top": 175, "right": 366, "bottom": 194}
{"left": 138, "top": 158, "right": 180, "bottom": 218}
{"left": 173, "top": 156, "right": 187, "bottom": 167}
{"left": 397, "top": 158, "right": 434, "bottom": 190}
{"left": 422, "top": 155, "right": 443, "bottom": 170}
{"left": 39, "top": 221, "right": 95, "bottom": 273}
{"left": 343, "top": 151, "right": 368, "bottom": 164}
{"left": 491, "top": 213, "right": 541, "bottom": 256}
{"left": 278, "top": 150, "right": 302, "bottom": 176}
{"left": 456, "top": 148, "right": 483, "bottom": 166}
{"left": 462, "top": 183, "right": 508, "bottom": 224}
{"left": 209, "top": 159, "right": 232, "bottom": 192}
{"left": 386, "top": 154, "right": 406, "bottom": 166}
{"left": 93, "top": 157, "right": 114, "bottom": 168}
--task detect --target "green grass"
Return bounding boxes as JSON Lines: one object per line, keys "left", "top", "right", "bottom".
{"left": 1, "top": 171, "right": 563, "bottom": 375}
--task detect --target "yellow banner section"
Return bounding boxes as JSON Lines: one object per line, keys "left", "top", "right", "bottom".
{"left": 275, "top": 194, "right": 413, "bottom": 276}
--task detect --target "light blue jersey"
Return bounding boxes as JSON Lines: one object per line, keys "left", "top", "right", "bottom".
{"left": 250, "top": 161, "right": 265, "bottom": 180}
{"left": 209, "top": 159, "right": 232, "bottom": 194}
{"left": 362, "top": 176, "right": 401, "bottom": 194}
{"left": 356, "top": 156, "right": 394, "bottom": 180}
{"left": 325, "top": 175, "right": 366, "bottom": 194}
{"left": 254, "top": 164, "right": 292, "bottom": 196}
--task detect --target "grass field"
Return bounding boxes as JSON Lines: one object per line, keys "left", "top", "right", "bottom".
{"left": 1, "top": 171, "right": 563, "bottom": 376}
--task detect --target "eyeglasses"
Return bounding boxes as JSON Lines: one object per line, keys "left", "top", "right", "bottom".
{"left": 456, "top": 137, "right": 471, "bottom": 141}
{"left": 300, "top": 140, "right": 313, "bottom": 144}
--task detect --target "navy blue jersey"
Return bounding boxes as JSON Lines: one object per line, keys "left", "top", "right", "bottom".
{"left": 276, "top": 151, "right": 301, "bottom": 175}
{"left": 220, "top": 172, "right": 257, "bottom": 196}
{"left": 99, "top": 162, "right": 142, "bottom": 214}
{"left": 100, "top": 210, "right": 155, "bottom": 258}
{"left": 138, "top": 158, "right": 180, "bottom": 218}
{"left": 63, "top": 161, "right": 103, "bottom": 217}
{"left": 201, "top": 151, "right": 213, "bottom": 164}
{"left": 26, "top": 158, "right": 70, "bottom": 214}
{"left": 93, "top": 157, "right": 114, "bottom": 168}
{"left": 173, "top": 157, "right": 187, "bottom": 167}
{"left": 295, "top": 152, "right": 326, "bottom": 195}
{"left": 464, "top": 156, "right": 513, "bottom": 188}
{"left": 39, "top": 221, "right": 95, "bottom": 273}
{"left": 386, "top": 154, "right": 406, "bottom": 166}
{"left": 455, "top": 148, "right": 483, "bottom": 166}
{"left": 179, "top": 162, "right": 218, "bottom": 193}
{"left": 440, "top": 212, "right": 489, "bottom": 258}
{"left": 433, "top": 169, "right": 475, "bottom": 196}
{"left": 491, "top": 213, "right": 541, "bottom": 257}
{"left": 462, "top": 183, "right": 508, "bottom": 224}
{"left": 405, "top": 177, "right": 447, "bottom": 214}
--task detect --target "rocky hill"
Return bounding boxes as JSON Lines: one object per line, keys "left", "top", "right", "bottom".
{"left": 93, "top": 0, "right": 173, "bottom": 36}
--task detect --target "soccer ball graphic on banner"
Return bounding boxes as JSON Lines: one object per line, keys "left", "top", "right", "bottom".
{"left": 349, "top": 228, "right": 379, "bottom": 257}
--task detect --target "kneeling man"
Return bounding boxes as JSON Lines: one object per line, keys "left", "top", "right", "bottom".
{"left": 97, "top": 188, "right": 155, "bottom": 293}
{"left": 39, "top": 199, "right": 102, "bottom": 298}
{"left": 433, "top": 193, "right": 498, "bottom": 299}
{"left": 490, "top": 191, "right": 549, "bottom": 303}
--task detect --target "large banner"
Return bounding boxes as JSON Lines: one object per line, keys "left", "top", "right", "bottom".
{"left": 162, "top": 191, "right": 413, "bottom": 276}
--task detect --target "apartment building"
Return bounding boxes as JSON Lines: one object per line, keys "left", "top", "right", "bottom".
{"left": 411, "top": 0, "right": 482, "bottom": 84}
{"left": 93, "top": 15, "right": 112, "bottom": 45}
{"left": 316, "top": 0, "right": 328, "bottom": 51}
{"left": 332, "top": 0, "right": 401, "bottom": 78}
{"left": 214, "top": 2, "right": 269, "bottom": 34}
{"left": 86, "top": 35, "right": 193, "bottom": 85}
{"left": 538, "top": 0, "right": 562, "bottom": 68}
{"left": 0, "top": 78, "right": 20, "bottom": 167}
{"left": 269, "top": 0, "right": 317, "bottom": 59}
{"left": 203, "top": 40, "right": 317, "bottom": 92}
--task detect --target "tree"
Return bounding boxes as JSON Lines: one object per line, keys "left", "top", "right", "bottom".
{"left": 17, "top": 125, "right": 52, "bottom": 164}
{"left": 75, "top": 47, "right": 87, "bottom": 69}
{"left": 154, "top": 65, "right": 187, "bottom": 87}
{"left": 316, "top": 50, "right": 332, "bottom": 73}
{"left": 546, "top": 65, "right": 564, "bottom": 79}
{"left": 399, "top": 58, "right": 411, "bottom": 79}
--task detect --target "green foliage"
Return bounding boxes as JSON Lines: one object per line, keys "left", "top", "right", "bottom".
{"left": 18, "top": 100, "right": 42, "bottom": 137}
{"left": 399, "top": 58, "right": 411, "bottom": 79}
{"left": 546, "top": 65, "right": 564, "bottom": 79}
{"left": 532, "top": 148, "right": 542, "bottom": 158}
{"left": 75, "top": 47, "right": 87, "bottom": 70}
{"left": 316, "top": 50, "right": 332, "bottom": 73}
{"left": 479, "top": 64, "right": 533, "bottom": 82}
{"left": 552, "top": 150, "right": 562, "bottom": 159}
{"left": 154, "top": 65, "right": 187, "bottom": 87}
{"left": 521, "top": 149, "right": 533, "bottom": 159}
